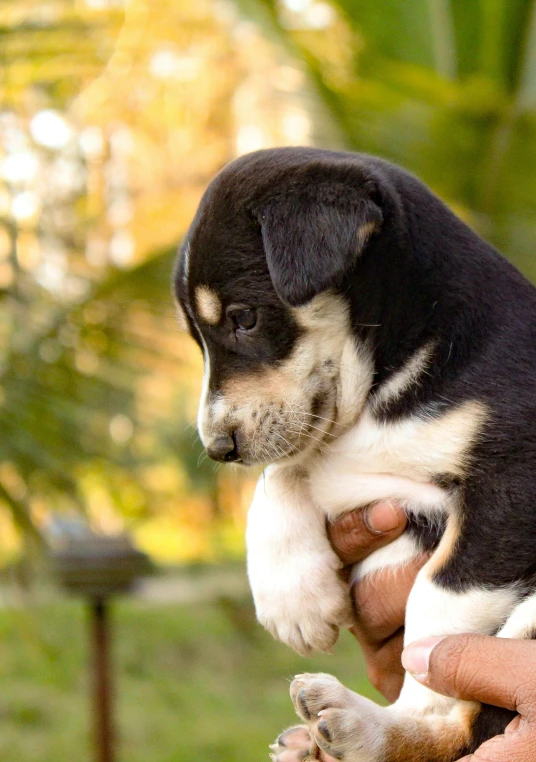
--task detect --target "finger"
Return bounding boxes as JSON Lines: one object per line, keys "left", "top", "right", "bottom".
{"left": 455, "top": 725, "right": 536, "bottom": 762}
{"left": 402, "top": 634, "right": 536, "bottom": 713}
{"left": 351, "top": 629, "right": 405, "bottom": 701}
{"left": 351, "top": 555, "right": 426, "bottom": 643}
{"left": 327, "top": 501, "right": 407, "bottom": 565}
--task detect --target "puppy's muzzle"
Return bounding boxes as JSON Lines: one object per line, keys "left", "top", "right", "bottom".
{"left": 206, "top": 433, "right": 241, "bottom": 463}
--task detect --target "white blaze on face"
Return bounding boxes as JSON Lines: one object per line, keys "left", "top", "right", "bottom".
{"left": 197, "top": 339, "right": 213, "bottom": 448}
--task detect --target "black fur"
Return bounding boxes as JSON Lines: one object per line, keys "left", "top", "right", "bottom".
{"left": 174, "top": 146, "right": 536, "bottom": 757}
{"left": 252, "top": 171, "right": 382, "bottom": 305}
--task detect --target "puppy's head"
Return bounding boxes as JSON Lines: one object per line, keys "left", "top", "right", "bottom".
{"left": 174, "top": 147, "right": 382, "bottom": 465}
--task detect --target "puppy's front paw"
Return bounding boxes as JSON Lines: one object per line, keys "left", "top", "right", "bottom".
{"left": 289, "top": 674, "right": 386, "bottom": 762}
{"left": 252, "top": 553, "right": 353, "bottom": 656}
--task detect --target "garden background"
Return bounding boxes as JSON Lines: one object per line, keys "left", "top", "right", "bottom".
{"left": 2, "top": 1, "right": 536, "bottom": 759}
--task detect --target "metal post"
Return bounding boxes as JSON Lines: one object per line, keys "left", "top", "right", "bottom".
{"left": 90, "top": 598, "right": 114, "bottom": 762}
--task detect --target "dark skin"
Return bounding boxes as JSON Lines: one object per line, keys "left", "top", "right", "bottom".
{"left": 328, "top": 500, "right": 426, "bottom": 703}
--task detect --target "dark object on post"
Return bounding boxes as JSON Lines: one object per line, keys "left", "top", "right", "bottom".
{"left": 50, "top": 521, "right": 152, "bottom": 762}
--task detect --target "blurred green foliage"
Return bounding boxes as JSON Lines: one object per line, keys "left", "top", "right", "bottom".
{"left": 3, "top": 0, "right": 536, "bottom": 564}
{"left": 249, "top": 0, "right": 536, "bottom": 275}
{"left": 0, "top": 0, "right": 257, "bottom": 563}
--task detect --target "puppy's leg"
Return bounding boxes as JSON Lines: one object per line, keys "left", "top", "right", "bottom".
{"left": 246, "top": 464, "right": 353, "bottom": 656}
{"left": 289, "top": 671, "right": 474, "bottom": 762}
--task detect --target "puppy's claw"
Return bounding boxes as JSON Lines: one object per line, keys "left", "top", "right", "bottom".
{"left": 297, "top": 688, "right": 312, "bottom": 720}
{"left": 317, "top": 720, "right": 332, "bottom": 743}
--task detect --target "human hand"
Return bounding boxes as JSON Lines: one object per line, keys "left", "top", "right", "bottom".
{"left": 402, "top": 634, "right": 536, "bottom": 761}
{"left": 327, "top": 502, "right": 429, "bottom": 701}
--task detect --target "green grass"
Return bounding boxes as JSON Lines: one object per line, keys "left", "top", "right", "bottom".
{"left": 0, "top": 585, "right": 381, "bottom": 761}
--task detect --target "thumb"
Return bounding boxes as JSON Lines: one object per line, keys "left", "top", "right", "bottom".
{"left": 327, "top": 501, "right": 407, "bottom": 565}
{"left": 402, "top": 634, "right": 536, "bottom": 713}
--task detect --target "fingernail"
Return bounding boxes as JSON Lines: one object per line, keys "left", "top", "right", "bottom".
{"left": 402, "top": 636, "right": 445, "bottom": 681}
{"left": 366, "top": 500, "right": 403, "bottom": 534}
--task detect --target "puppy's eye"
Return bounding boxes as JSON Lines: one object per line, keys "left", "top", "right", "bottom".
{"left": 229, "top": 308, "right": 257, "bottom": 332}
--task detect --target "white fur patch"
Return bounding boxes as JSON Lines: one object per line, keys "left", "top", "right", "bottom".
{"left": 310, "top": 471, "right": 447, "bottom": 520}
{"left": 404, "top": 572, "right": 519, "bottom": 646}
{"left": 197, "top": 340, "right": 212, "bottom": 446}
{"left": 497, "top": 591, "right": 536, "bottom": 639}
{"left": 350, "top": 532, "right": 422, "bottom": 585}
{"left": 291, "top": 294, "right": 374, "bottom": 432}
{"left": 393, "top": 570, "right": 520, "bottom": 716}
{"left": 312, "top": 400, "right": 486, "bottom": 498}
{"left": 335, "top": 335, "right": 374, "bottom": 429}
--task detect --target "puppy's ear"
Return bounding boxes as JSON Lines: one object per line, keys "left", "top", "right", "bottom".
{"left": 254, "top": 187, "right": 382, "bottom": 306}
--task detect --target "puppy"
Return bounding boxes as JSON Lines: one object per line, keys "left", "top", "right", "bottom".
{"left": 173, "top": 146, "right": 536, "bottom": 762}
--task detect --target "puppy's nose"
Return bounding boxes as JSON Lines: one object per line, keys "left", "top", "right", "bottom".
{"left": 206, "top": 434, "right": 240, "bottom": 463}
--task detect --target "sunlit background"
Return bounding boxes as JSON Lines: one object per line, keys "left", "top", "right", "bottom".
{"left": 3, "top": 1, "right": 536, "bottom": 760}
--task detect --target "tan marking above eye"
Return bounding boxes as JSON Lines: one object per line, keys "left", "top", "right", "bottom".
{"left": 195, "top": 286, "right": 222, "bottom": 325}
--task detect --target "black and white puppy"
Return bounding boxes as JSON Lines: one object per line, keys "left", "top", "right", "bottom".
{"left": 174, "top": 146, "right": 536, "bottom": 762}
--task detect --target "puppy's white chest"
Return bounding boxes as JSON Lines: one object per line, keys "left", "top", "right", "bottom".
{"left": 307, "top": 400, "right": 485, "bottom": 518}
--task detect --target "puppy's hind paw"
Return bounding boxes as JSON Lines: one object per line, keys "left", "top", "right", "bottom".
{"left": 289, "top": 674, "right": 387, "bottom": 762}
{"left": 269, "top": 725, "right": 312, "bottom": 762}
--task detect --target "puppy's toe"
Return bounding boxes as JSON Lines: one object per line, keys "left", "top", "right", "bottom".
{"left": 310, "top": 708, "right": 361, "bottom": 760}
{"left": 270, "top": 750, "right": 308, "bottom": 762}
{"left": 270, "top": 725, "right": 310, "bottom": 761}
{"left": 290, "top": 676, "right": 388, "bottom": 762}
{"left": 290, "top": 673, "right": 349, "bottom": 722}
{"left": 277, "top": 726, "right": 311, "bottom": 749}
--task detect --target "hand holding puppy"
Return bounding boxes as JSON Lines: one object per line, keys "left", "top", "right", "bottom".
{"left": 327, "top": 501, "right": 426, "bottom": 702}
